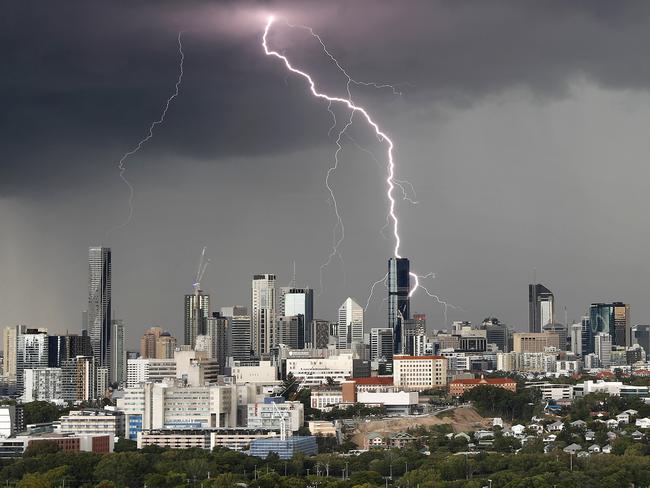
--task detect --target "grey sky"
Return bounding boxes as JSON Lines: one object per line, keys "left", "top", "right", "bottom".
{"left": 3, "top": 1, "right": 650, "bottom": 348}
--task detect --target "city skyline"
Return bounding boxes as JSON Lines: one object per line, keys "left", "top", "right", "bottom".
{"left": 6, "top": 2, "right": 650, "bottom": 348}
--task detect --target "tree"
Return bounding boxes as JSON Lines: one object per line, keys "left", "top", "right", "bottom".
{"left": 22, "top": 401, "right": 61, "bottom": 425}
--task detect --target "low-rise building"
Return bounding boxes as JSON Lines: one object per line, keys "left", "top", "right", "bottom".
{"left": 393, "top": 356, "right": 447, "bottom": 391}
{"left": 449, "top": 377, "right": 517, "bottom": 397}
{"left": 310, "top": 389, "right": 343, "bottom": 411}
{"left": 356, "top": 391, "right": 419, "bottom": 415}
{"left": 136, "top": 428, "right": 278, "bottom": 451}
{"left": 58, "top": 409, "right": 125, "bottom": 438}
{"left": 246, "top": 398, "right": 304, "bottom": 432}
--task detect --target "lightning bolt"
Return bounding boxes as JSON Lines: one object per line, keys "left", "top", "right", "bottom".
{"left": 409, "top": 272, "right": 464, "bottom": 327}
{"left": 263, "top": 17, "right": 403, "bottom": 291}
{"left": 264, "top": 16, "right": 458, "bottom": 313}
{"left": 107, "top": 32, "right": 185, "bottom": 234}
{"left": 365, "top": 271, "right": 389, "bottom": 311}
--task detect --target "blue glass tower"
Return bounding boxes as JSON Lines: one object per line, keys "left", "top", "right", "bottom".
{"left": 388, "top": 257, "right": 410, "bottom": 354}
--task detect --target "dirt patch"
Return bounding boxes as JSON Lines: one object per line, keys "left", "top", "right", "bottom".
{"left": 351, "top": 406, "right": 498, "bottom": 447}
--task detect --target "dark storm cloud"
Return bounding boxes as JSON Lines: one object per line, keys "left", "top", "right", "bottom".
{"left": 4, "top": 0, "right": 650, "bottom": 196}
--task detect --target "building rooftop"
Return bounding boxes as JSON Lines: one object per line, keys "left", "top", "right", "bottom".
{"left": 450, "top": 377, "right": 516, "bottom": 385}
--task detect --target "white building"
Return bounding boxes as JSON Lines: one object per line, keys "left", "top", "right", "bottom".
{"left": 286, "top": 353, "right": 355, "bottom": 386}
{"left": 59, "top": 409, "right": 125, "bottom": 438}
{"left": 252, "top": 274, "right": 277, "bottom": 356}
{"left": 356, "top": 391, "right": 419, "bottom": 415}
{"left": 534, "top": 383, "right": 574, "bottom": 401}
{"left": 393, "top": 355, "right": 447, "bottom": 391}
{"left": 337, "top": 298, "right": 363, "bottom": 349}
{"left": 310, "top": 390, "right": 344, "bottom": 411}
{"left": 117, "top": 379, "right": 237, "bottom": 433}
{"left": 0, "top": 406, "right": 16, "bottom": 438}
{"left": 126, "top": 358, "right": 176, "bottom": 387}
{"left": 246, "top": 399, "right": 304, "bottom": 432}
{"left": 595, "top": 333, "right": 612, "bottom": 368}
{"left": 231, "top": 360, "right": 278, "bottom": 384}
{"left": 22, "top": 368, "right": 62, "bottom": 403}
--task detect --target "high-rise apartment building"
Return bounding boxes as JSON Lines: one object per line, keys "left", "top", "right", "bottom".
{"left": 16, "top": 329, "right": 49, "bottom": 393}
{"left": 388, "top": 258, "right": 410, "bottom": 354}
{"left": 88, "top": 247, "right": 112, "bottom": 372}
{"left": 61, "top": 356, "right": 96, "bottom": 402}
{"left": 156, "top": 333, "right": 177, "bottom": 359}
{"left": 337, "top": 297, "right": 363, "bottom": 349}
{"left": 184, "top": 290, "right": 210, "bottom": 348}
{"left": 140, "top": 327, "right": 163, "bottom": 359}
{"left": 402, "top": 314, "right": 425, "bottom": 356}
{"left": 3, "top": 325, "right": 26, "bottom": 382}
{"left": 279, "top": 287, "right": 313, "bottom": 346}
{"left": 251, "top": 275, "right": 276, "bottom": 356}
{"left": 528, "top": 283, "right": 554, "bottom": 333}
{"left": 111, "top": 319, "right": 126, "bottom": 385}
{"left": 207, "top": 312, "right": 228, "bottom": 373}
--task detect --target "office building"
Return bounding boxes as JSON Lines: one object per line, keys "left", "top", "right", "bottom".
{"left": 370, "top": 328, "right": 394, "bottom": 361}
{"left": 337, "top": 297, "right": 363, "bottom": 349}
{"left": 590, "top": 302, "right": 630, "bottom": 348}
{"left": 229, "top": 314, "right": 252, "bottom": 361}
{"left": 512, "top": 332, "right": 560, "bottom": 353}
{"left": 59, "top": 410, "right": 125, "bottom": 438}
{"left": 277, "top": 316, "right": 301, "bottom": 349}
{"left": 543, "top": 322, "right": 568, "bottom": 351}
{"left": 156, "top": 333, "right": 177, "bottom": 359}
{"left": 111, "top": 319, "right": 125, "bottom": 385}
{"left": 529, "top": 283, "right": 554, "bottom": 333}
{"left": 184, "top": 290, "right": 210, "bottom": 349}
{"left": 126, "top": 358, "right": 176, "bottom": 387}
{"left": 48, "top": 333, "right": 93, "bottom": 368}
{"left": 393, "top": 355, "right": 447, "bottom": 391}
{"left": 279, "top": 287, "right": 313, "bottom": 346}
{"left": 252, "top": 275, "right": 276, "bottom": 356}
{"left": 309, "top": 320, "right": 332, "bottom": 349}
{"left": 633, "top": 324, "right": 650, "bottom": 355}
{"left": 482, "top": 318, "right": 509, "bottom": 352}
{"left": 88, "top": 247, "right": 112, "bottom": 373}
{"left": 570, "top": 322, "right": 583, "bottom": 355}
{"left": 16, "top": 329, "right": 48, "bottom": 393}
{"left": 246, "top": 398, "right": 304, "bottom": 432}
{"left": 594, "top": 332, "right": 612, "bottom": 368}
{"left": 388, "top": 257, "right": 410, "bottom": 354}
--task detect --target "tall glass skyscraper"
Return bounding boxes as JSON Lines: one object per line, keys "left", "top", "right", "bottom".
{"left": 184, "top": 290, "right": 210, "bottom": 348}
{"left": 528, "top": 283, "right": 554, "bottom": 333}
{"left": 590, "top": 302, "right": 630, "bottom": 348}
{"left": 388, "top": 257, "right": 410, "bottom": 354}
{"left": 88, "top": 247, "right": 112, "bottom": 372}
{"left": 252, "top": 274, "right": 276, "bottom": 356}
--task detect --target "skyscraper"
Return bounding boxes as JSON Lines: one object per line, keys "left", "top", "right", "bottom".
{"left": 309, "top": 320, "right": 332, "bottom": 349}
{"left": 184, "top": 290, "right": 210, "bottom": 348}
{"left": 337, "top": 297, "right": 363, "bottom": 349}
{"left": 16, "top": 328, "right": 48, "bottom": 393}
{"left": 221, "top": 306, "right": 251, "bottom": 361}
{"left": 3, "top": 325, "right": 26, "bottom": 383}
{"left": 207, "top": 312, "right": 228, "bottom": 373}
{"left": 388, "top": 258, "right": 410, "bottom": 354}
{"left": 590, "top": 302, "right": 630, "bottom": 348}
{"left": 140, "top": 327, "right": 163, "bottom": 358}
{"left": 594, "top": 332, "right": 612, "bottom": 368}
{"left": 370, "top": 327, "right": 394, "bottom": 361}
{"left": 279, "top": 287, "right": 313, "bottom": 346}
{"left": 88, "top": 247, "right": 112, "bottom": 372}
{"left": 482, "top": 317, "right": 509, "bottom": 352}
{"left": 48, "top": 332, "right": 93, "bottom": 368}
{"left": 111, "top": 319, "right": 126, "bottom": 385}
{"left": 528, "top": 283, "right": 554, "bottom": 333}
{"left": 252, "top": 274, "right": 276, "bottom": 356}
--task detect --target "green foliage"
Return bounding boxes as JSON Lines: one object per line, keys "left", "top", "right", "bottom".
{"left": 462, "top": 385, "right": 541, "bottom": 421}
{"left": 23, "top": 440, "right": 60, "bottom": 457}
{"left": 22, "top": 401, "right": 65, "bottom": 425}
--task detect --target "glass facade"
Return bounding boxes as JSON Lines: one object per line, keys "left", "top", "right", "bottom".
{"left": 388, "top": 258, "right": 410, "bottom": 354}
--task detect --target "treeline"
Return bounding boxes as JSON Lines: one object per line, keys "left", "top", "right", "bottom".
{"left": 462, "top": 385, "right": 541, "bottom": 422}
{"left": 5, "top": 441, "right": 650, "bottom": 487}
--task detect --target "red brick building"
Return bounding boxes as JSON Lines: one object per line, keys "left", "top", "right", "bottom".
{"left": 449, "top": 377, "right": 517, "bottom": 396}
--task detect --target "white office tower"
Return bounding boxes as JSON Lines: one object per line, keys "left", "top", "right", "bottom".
{"left": 184, "top": 290, "right": 210, "bottom": 349}
{"left": 594, "top": 332, "right": 612, "bottom": 368}
{"left": 337, "top": 298, "right": 363, "bottom": 349}
{"left": 111, "top": 319, "right": 126, "bottom": 385}
{"left": 3, "top": 325, "right": 26, "bottom": 383}
{"left": 88, "top": 247, "right": 112, "bottom": 374}
{"left": 370, "top": 328, "right": 393, "bottom": 361}
{"left": 252, "top": 274, "right": 276, "bottom": 356}
{"left": 16, "top": 328, "right": 48, "bottom": 394}
{"left": 570, "top": 322, "right": 583, "bottom": 355}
